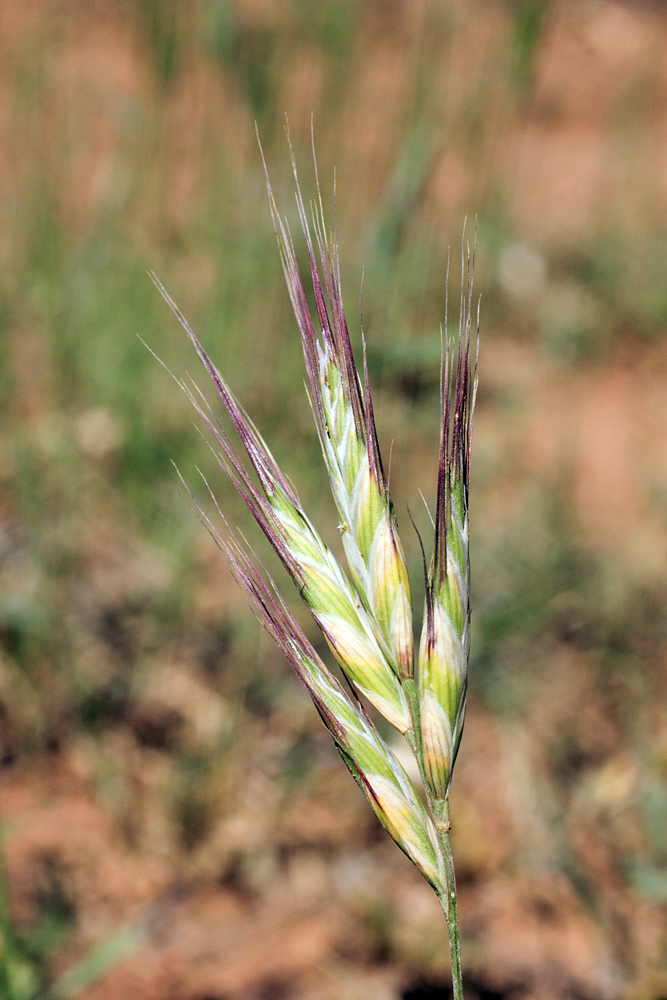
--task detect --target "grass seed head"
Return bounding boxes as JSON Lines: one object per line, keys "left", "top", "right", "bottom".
{"left": 157, "top": 143, "right": 477, "bottom": 911}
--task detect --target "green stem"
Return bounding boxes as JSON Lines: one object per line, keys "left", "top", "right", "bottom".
{"left": 401, "top": 677, "right": 428, "bottom": 785}
{"left": 402, "top": 681, "right": 463, "bottom": 998}
{"left": 435, "top": 799, "right": 463, "bottom": 1000}
{"left": 0, "top": 825, "right": 18, "bottom": 1000}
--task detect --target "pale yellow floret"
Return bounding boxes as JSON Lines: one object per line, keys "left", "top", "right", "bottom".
{"left": 366, "top": 775, "right": 441, "bottom": 887}
{"left": 390, "top": 581, "right": 413, "bottom": 681}
{"left": 420, "top": 601, "right": 466, "bottom": 701}
{"left": 317, "top": 613, "right": 411, "bottom": 732}
{"left": 420, "top": 689, "right": 454, "bottom": 800}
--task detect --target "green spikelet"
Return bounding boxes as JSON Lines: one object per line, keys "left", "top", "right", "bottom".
{"left": 318, "top": 349, "right": 414, "bottom": 682}
{"left": 150, "top": 276, "right": 411, "bottom": 734}
{"left": 214, "top": 532, "right": 442, "bottom": 890}
{"left": 418, "top": 248, "right": 477, "bottom": 802}
{"left": 269, "top": 487, "right": 412, "bottom": 732}
{"left": 265, "top": 149, "right": 414, "bottom": 684}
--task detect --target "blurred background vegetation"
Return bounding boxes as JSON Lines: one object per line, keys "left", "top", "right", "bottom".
{"left": 1, "top": 1, "right": 667, "bottom": 998}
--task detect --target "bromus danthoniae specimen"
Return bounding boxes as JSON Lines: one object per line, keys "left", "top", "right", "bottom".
{"left": 152, "top": 143, "right": 477, "bottom": 999}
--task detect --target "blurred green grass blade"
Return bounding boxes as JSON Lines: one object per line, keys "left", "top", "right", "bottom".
{"left": 133, "top": 0, "right": 180, "bottom": 88}
{"left": 626, "top": 861, "right": 667, "bottom": 902}
{"left": 0, "top": 825, "right": 20, "bottom": 1000}
{"left": 509, "top": 0, "right": 550, "bottom": 86}
{"left": 370, "top": 125, "right": 435, "bottom": 265}
{"left": 48, "top": 920, "right": 147, "bottom": 1000}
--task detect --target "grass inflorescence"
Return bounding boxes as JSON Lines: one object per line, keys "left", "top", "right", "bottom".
{"left": 156, "top": 139, "right": 478, "bottom": 998}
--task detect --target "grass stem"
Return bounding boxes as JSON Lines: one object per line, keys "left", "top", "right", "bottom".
{"left": 435, "top": 800, "right": 463, "bottom": 1000}
{"left": 403, "top": 682, "right": 464, "bottom": 997}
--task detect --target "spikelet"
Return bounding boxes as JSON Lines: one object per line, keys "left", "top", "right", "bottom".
{"left": 262, "top": 141, "right": 414, "bottom": 684}
{"left": 150, "top": 277, "right": 411, "bottom": 735}
{"left": 418, "top": 243, "right": 478, "bottom": 801}
{"left": 212, "top": 527, "right": 443, "bottom": 891}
